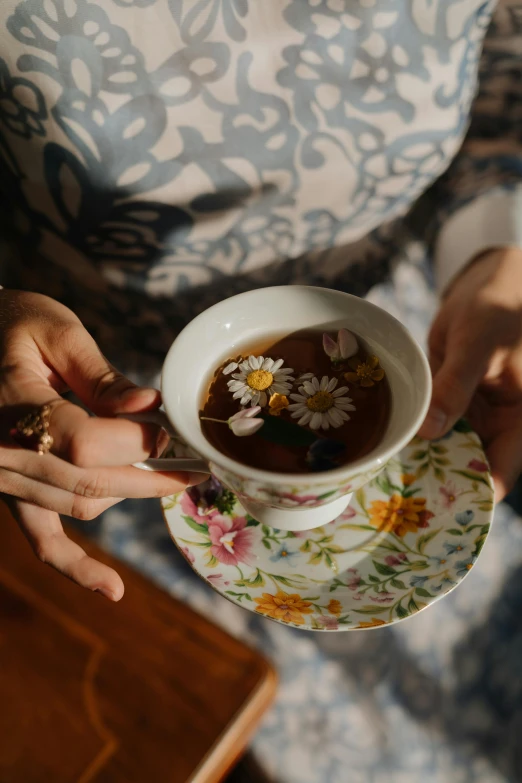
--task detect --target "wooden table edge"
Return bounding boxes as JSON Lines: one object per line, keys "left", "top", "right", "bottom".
{"left": 191, "top": 663, "right": 278, "bottom": 783}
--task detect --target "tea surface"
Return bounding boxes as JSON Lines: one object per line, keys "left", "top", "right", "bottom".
{"left": 200, "top": 328, "right": 391, "bottom": 474}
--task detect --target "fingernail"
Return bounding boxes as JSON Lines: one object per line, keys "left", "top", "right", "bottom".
{"left": 424, "top": 408, "right": 447, "bottom": 438}
{"left": 94, "top": 587, "right": 114, "bottom": 600}
{"left": 188, "top": 472, "right": 211, "bottom": 486}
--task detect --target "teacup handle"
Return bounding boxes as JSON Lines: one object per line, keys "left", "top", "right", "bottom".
{"left": 120, "top": 411, "right": 209, "bottom": 474}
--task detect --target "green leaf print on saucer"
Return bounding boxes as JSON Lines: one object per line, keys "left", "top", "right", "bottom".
{"left": 162, "top": 422, "right": 494, "bottom": 631}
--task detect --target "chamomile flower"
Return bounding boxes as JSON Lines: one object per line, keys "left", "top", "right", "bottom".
{"left": 288, "top": 375, "right": 355, "bottom": 430}
{"left": 224, "top": 355, "right": 294, "bottom": 407}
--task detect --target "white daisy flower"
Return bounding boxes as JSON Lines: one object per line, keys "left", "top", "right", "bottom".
{"left": 288, "top": 375, "right": 355, "bottom": 430}
{"left": 224, "top": 355, "right": 295, "bottom": 408}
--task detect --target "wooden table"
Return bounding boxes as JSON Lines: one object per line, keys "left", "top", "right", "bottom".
{"left": 0, "top": 505, "right": 276, "bottom": 783}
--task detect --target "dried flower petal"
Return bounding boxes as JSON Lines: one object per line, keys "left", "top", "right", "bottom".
{"left": 337, "top": 329, "right": 358, "bottom": 360}
{"left": 343, "top": 355, "right": 385, "bottom": 387}
{"left": 269, "top": 393, "right": 289, "bottom": 416}
{"left": 323, "top": 329, "right": 358, "bottom": 362}
{"left": 223, "top": 361, "right": 239, "bottom": 375}
{"left": 227, "top": 406, "right": 264, "bottom": 436}
{"left": 322, "top": 333, "right": 339, "bottom": 359}
{"left": 229, "top": 417, "right": 265, "bottom": 437}
{"left": 229, "top": 405, "right": 262, "bottom": 422}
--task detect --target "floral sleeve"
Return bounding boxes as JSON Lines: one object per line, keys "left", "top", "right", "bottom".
{"left": 431, "top": 0, "right": 522, "bottom": 291}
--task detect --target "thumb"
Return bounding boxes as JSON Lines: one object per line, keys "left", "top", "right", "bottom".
{"left": 49, "top": 324, "right": 161, "bottom": 416}
{"left": 418, "top": 341, "right": 490, "bottom": 440}
{"left": 485, "top": 426, "right": 522, "bottom": 502}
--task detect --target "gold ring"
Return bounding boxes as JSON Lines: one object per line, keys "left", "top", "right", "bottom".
{"left": 12, "top": 404, "right": 54, "bottom": 455}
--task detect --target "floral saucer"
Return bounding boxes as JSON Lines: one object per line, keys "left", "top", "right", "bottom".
{"left": 161, "top": 421, "right": 494, "bottom": 631}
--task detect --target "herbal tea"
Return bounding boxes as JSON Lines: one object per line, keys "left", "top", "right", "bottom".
{"left": 200, "top": 328, "right": 391, "bottom": 474}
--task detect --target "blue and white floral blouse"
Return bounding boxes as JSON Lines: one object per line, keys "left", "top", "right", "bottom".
{"left": 0, "top": 0, "right": 521, "bottom": 367}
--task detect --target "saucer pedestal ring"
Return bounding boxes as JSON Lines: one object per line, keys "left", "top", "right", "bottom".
{"left": 240, "top": 494, "right": 353, "bottom": 532}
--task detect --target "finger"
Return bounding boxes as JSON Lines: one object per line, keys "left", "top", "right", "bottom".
{"left": 427, "top": 316, "right": 447, "bottom": 378}
{"left": 0, "top": 369, "right": 162, "bottom": 467}
{"left": 428, "top": 351, "right": 443, "bottom": 378}
{"left": 38, "top": 321, "right": 161, "bottom": 416}
{"left": 0, "top": 446, "right": 202, "bottom": 498}
{"left": 7, "top": 498, "right": 124, "bottom": 600}
{"left": 0, "top": 468, "right": 122, "bottom": 518}
{"left": 485, "top": 428, "right": 522, "bottom": 502}
{"left": 418, "top": 341, "right": 493, "bottom": 440}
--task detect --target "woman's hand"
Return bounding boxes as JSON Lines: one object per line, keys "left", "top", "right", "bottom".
{"left": 0, "top": 290, "right": 204, "bottom": 599}
{"left": 419, "top": 247, "right": 522, "bottom": 501}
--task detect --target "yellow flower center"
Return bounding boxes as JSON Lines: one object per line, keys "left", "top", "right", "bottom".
{"left": 247, "top": 369, "right": 273, "bottom": 390}
{"left": 440, "top": 559, "right": 446, "bottom": 564}
{"left": 356, "top": 362, "right": 374, "bottom": 381}
{"left": 281, "top": 550, "right": 288, "bottom": 557}
{"left": 306, "top": 390, "right": 334, "bottom": 412}
{"left": 466, "top": 563, "right": 472, "bottom": 570}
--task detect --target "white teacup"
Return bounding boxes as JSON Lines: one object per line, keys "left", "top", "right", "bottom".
{"left": 133, "top": 286, "right": 431, "bottom": 531}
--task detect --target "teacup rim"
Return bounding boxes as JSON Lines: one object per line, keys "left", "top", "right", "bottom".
{"left": 161, "top": 286, "right": 432, "bottom": 486}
